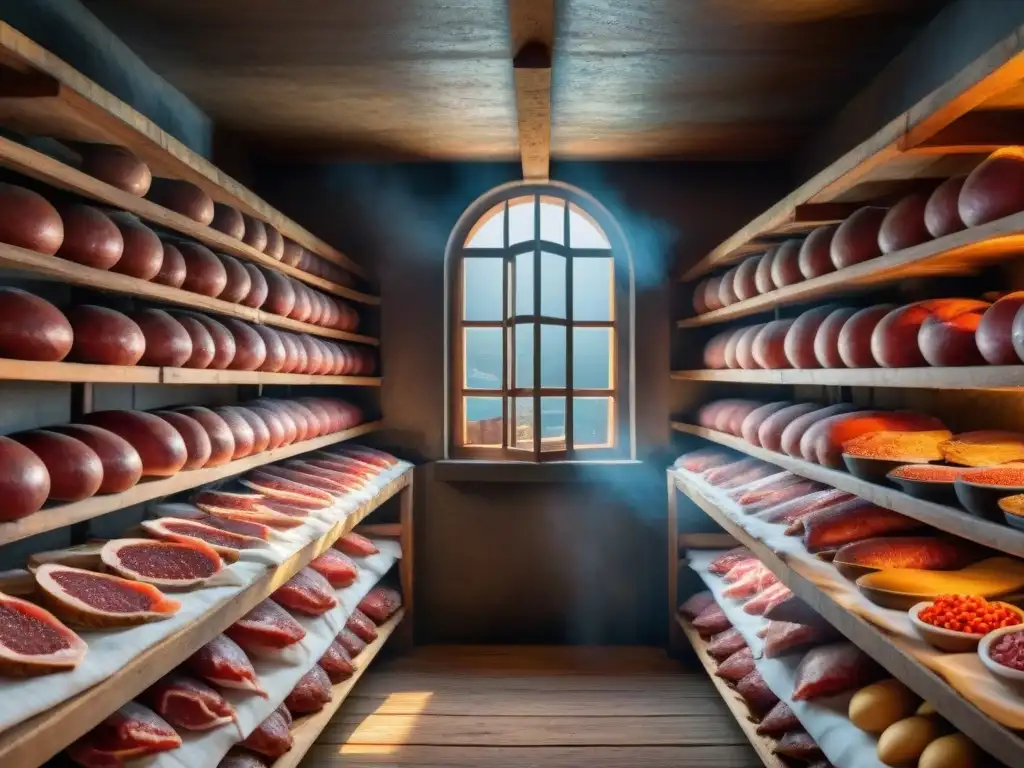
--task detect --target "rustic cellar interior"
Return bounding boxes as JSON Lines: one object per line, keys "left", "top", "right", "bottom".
{"left": 7, "top": 1, "right": 1024, "bottom": 767}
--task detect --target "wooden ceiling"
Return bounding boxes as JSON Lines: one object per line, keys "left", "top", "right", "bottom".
{"left": 81, "top": 0, "right": 947, "bottom": 161}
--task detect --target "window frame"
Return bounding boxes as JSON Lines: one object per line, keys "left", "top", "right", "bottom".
{"left": 445, "top": 180, "right": 634, "bottom": 462}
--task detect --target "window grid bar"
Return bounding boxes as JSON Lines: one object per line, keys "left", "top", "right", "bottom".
{"left": 532, "top": 194, "right": 541, "bottom": 460}
{"left": 501, "top": 199, "right": 509, "bottom": 450}
{"left": 466, "top": 317, "right": 613, "bottom": 329}
{"left": 461, "top": 244, "right": 613, "bottom": 259}
{"left": 462, "top": 388, "right": 613, "bottom": 397}
{"left": 564, "top": 197, "right": 574, "bottom": 452}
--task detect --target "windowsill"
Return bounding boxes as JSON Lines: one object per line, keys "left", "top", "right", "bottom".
{"left": 432, "top": 459, "right": 644, "bottom": 483}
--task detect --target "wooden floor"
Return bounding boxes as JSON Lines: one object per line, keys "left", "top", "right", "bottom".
{"left": 300, "top": 646, "right": 760, "bottom": 767}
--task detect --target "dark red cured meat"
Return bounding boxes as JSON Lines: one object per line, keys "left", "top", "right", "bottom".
{"left": 756, "top": 489, "right": 855, "bottom": 525}
{"left": 44, "top": 567, "right": 176, "bottom": 616}
{"left": 692, "top": 602, "right": 731, "bottom": 637}
{"left": 310, "top": 549, "right": 359, "bottom": 588}
{"left": 708, "top": 547, "right": 753, "bottom": 575}
{"left": 310, "top": 454, "right": 379, "bottom": 479}
{"left": 736, "top": 670, "right": 780, "bottom": 717}
{"left": 801, "top": 502, "right": 920, "bottom": 553}
{"left": 346, "top": 608, "right": 379, "bottom": 643}
{"left": 333, "top": 446, "right": 397, "bottom": 468}
{"left": 763, "top": 620, "right": 839, "bottom": 658}
{"left": 756, "top": 701, "right": 801, "bottom": 736}
{"left": 678, "top": 591, "right": 715, "bottom": 620}
{"left": 774, "top": 731, "right": 824, "bottom": 761}
{"left": 792, "top": 642, "right": 882, "bottom": 700}
{"left": 67, "top": 702, "right": 182, "bottom": 767}
{"left": 219, "top": 750, "right": 270, "bottom": 768}
{"left": 262, "top": 464, "right": 350, "bottom": 495}
{"left": 275, "top": 702, "right": 292, "bottom": 727}
{"left": 336, "top": 532, "right": 379, "bottom": 557}
{"left": 723, "top": 559, "right": 761, "bottom": 583}
{"left": 189, "top": 514, "right": 271, "bottom": 541}
{"left": 272, "top": 567, "right": 338, "bottom": 616}
{"left": 284, "top": 664, "right": 333, "bottom": 714}
{"left": 337, "top": 628, "right": 367, "bottom": 657}
{"left": 723, "top": 565, "right": 779, "bottom": 599}
{"left": 142, "top": 673, "right": 235, "bottom": 730}
{"left": 226, "top": 599, "right": 306, "bottom": 653}
{"left": 736, "top": 480, "right": 826, "bottom": 515}
{"left": 186, "top": 634, "right": 265, "bottom": 696}
{"left": 742, "top": 582, "right": 792, "bottom": 616}
{"left": 729, "top": 472, "right": 802, "bottom": 505}
{"left": 358, "top": 585, "right": 402, "bottom": 624}
{"left": 110, "top": 540, "right": 221, "bottom": 582}
{"left": 715, "top": 646, "right": 755, "bottom": 683}
{"left": 318, "top": 639, "right": 356, "bottom": 682}
{"left": 145, "top": 518, "right": 266, "bottom": 551}
{"left": 707, "top": 628, "right": 747, "bottom": 661}
{"left": 990, "top": 630, "right": 1024, "bottom": 670}
{"left": 285, "top": 460, "right": 366, "bottom": 490}
{"left": 241, "top": 469, "right": 335, "bottom": 507}
{"left": 240, "top": 708, "right": 292, "bottom": 758}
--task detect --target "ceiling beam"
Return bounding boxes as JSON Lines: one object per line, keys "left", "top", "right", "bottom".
{"left": 509, "top": 0, "right": 554, "bottom": 181}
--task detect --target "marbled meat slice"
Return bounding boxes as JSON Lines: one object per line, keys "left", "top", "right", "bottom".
{"left": 36, "top": 564, "right": 180, "bottom": 629}
{"left": 226, "top": 599, "right": 306, "bottom": 653}
{"left": 736, "top": 669, "right": 779, "bottom": 717}
{"left": 756, "top": 701, "right": 801, "bottom": 736}
{"left": 335, "top": 531, "right": 380, "bottom": 557}
{"left": 678, "top": 591, "right": 715, "bottom": 620}
{"left": 219, "top": 749, "right": 270, "bottom": 768}
{"left": 143, "top": 673, "right": 235, "bottom": 730}
{"left": 241, "top": 469, "right": 335, "bottom": 507}
{"left": 346, "top": 608, "right": 379, "bottom": 643}
{"left": 259, "top": 465, "right": 349, "bottom": 496}
{"left": 318, "top": 639, "right": 356, "bottom": 682}
{"left": 728, "top": 472, "right": 801, "bottom": 505}
{"left": 240, "top": 707, "right": 293, "bottom": 758}
{"left": 337, "top": 627, "right": 367, "bottom": 657}
{"left": 307, "top": 456, "right": 378, "bottom": 480}
{"left": 67, "top": 701, "right": 182, "bottom": 767}
{"left": 142, "top": 517, "right": 267, "bottom": 556}
{"left": 691, "top": 602, "right": 731, "bottom": 637}
{"left": 272, "top": 567, "right": 338, "bottom": 616}
{"left": 763, "top": 620, "right": 839, "bottom": 658}
{"left": 707, "top": 628, "right": 746, "bottom": 661}
{"left": 792, "top": 642, "right": 882, "bottom": 700}
{"left": 286, "top": 460, "right": 366, "bottom": 490}
{"left": 284, "top": 664, "right": 333, "bottom": 714}
{"left": 715, "top": 647, "right": 755, "bottom": 683}
{"left": 187, "top": 634, "right": 265, "bottom": 696}
{"left": 0, "top": 591, "right": 87, "bottom": 676}
{"left": 358, "top": 585, "right": 402, "bottom": 624}
{"left": 723, "top": 565, "right": 779, "bottom": 599}
{"left": 707, "top": 547, "right": 754, "bottom": 575}
{"left": 309, "top": 548, "right": 359, "bottom": 588}
{"left": 756, "top": 488, "right": 855, "bottom": 525}
{"left": 743, "top": 582, "right": 791, "bottom": 616}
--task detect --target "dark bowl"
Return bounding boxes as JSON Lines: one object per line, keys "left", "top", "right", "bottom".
{"left": 1000, "top": 496, "right": 1024, "bottom": 532}
{"left": 954, "top": 478, "right": 1024, "bottom": 523}
{"left": 843, "top": 454, "right": 929, "bottom": 484}
{"left": 887, "top": 468, "right": 961, "bottom": 505}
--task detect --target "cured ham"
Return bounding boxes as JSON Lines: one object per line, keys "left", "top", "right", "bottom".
{"left": 143, "top": 674, "right": 235, "bottom": 730}
{"left": 151, "top": 503, "right": 273, "bottom": 540}
{"left": 708, "top": 547, "right": 753, "bottom": 575}
{"left": 763, "top": 620, "right": 839, "bottom": 658}
{"left": 241, "top": 706, "right": 293, "bottom": 758}
{"left": 259, "top": 465, "right": 350, "bottom": 496}
{"left": 692, "top": 602, "right": 731, "bottom": 637}
{"left": 358, "top": 585, "right": 402, "bottom": 623}
{"left": 307, "top": 456, "right": 378, "bottom": 480}
{"left": 195, "top": 489, "right": 307, "bottom": 529}
{"left": 226, "top": 599, "right": 306, "bottom": 653}
{"left": 284, "top": 664, "right": 333, "bottom": 714}
{"left": 734, "top": 479, "right": 825, "bottom": 514}
{"left": 345, "top": 608, "right": 379, "bottom": 643}
{"left": 707, "top": 628, "right": 746, "bottom": 661}
{"left": 240, "top": 469, "right": 335, "bottom": 507}
{"left": 792, "top": 643, "right": 882, "bottom": 700}
{"left": 723, "top": 565, "right": 778, "bottom": 599}
{"left": 219, "top": 750, "right": 270, "bottom": 768}
{"left": 142, "top": 517, "right": 267, "bottom": 560}
{"left": 723, "top": 559, "right": 761, "bottom": 583}
{"left": 67, "top": 702, "right": 181, "bottom": 767}
{"left": 736, "top": 669, "right": 779, "bottom": 716}
{"left": 678, "top": 591, "right": 715, "bottom": 620}
{"left": 337, "top": 627, "right": 367, "bottom": 657}
{"left": 333, "top": 445, "right": 397, "bottom": 468}
{"left": 702, "top": 458, "right": 762, "bottom": 486}
{"left": 272, "top": 567, "right": 338, "bottom": 616}
{"left": 186, "top": 634, "right": 265, "bottom": 696}
{"left": 756, "top": 488, "right": 855, "bottom": 525}
{"left": 742, "top": 582, "right": 791, "bottom": 616}
{"left": 318, "top": 639, "right": 356, "bottom": 682}
{"left": 0, "top": 591, "right": 87, "bottom": 676}
{"left": 715, "top": 647, "right": 755, "bottom": 682}
{"left": 774, "top": 731, "right": 824, "bottom": 762}
{"left": 756, "top": 701, "right": 801, "bottom": 736}
{"left": 336, "top": 532, "right": 379, "bottom": 557}
{"left": 286, "top": 460, "right": 366, "bottom": 489}
{"left": 35, "top": 564, "right": 180, "bottom": 629}
{"left": 309, "top": 549, "right": 359, "bottom": 588}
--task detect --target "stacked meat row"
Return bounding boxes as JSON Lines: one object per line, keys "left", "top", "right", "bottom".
{"left": 0, "top": 287, "right": 373, "bottom": 373}
{"left": 692, "top": 146, "right": 1024, "bottom": 318}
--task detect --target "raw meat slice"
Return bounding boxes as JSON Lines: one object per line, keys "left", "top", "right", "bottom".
{"left": 334, "top": 446, "right": 397, "bottom": 468}
{"left": 792, "top": 642, "right": 882, "bottom": 700}
{"left": 764, "top": 595, "right": 821, "bottom": 625}
{"left": 35, "top": 564, "right": 180, "bottom": 629}
{"left": 723, "top": 559, "right": 761, "bottom": 583}
{"left": 707, "top": 628, "right": 747, "bottom": 661}
{"left": 358, "top": 585, "right": 402, "bottom": 623}
{"left": 152, "top": 503, "right": 274, "bottom": 540}
{"left": 802, "top": 502, "right": 920, "bottom": 553}
{"left": 692, "top": 602, "right": 731, "bottom": 637}
{"left": 285, "top": 664, "right": 333, "bottom": 714}
{"left": 278, "top": 463, "right": 360, "bottom": 494}
{"left": 756, "top": 488, "right": 855, "bottom": 525}
{"left": 736, "top": 669, "right": 779, "bottom": 716}
{"left": 729, "top": 472, "right": 801, "bottom": 505}
{"left": 760, "top": 585, "right": 796, "bottom": 617}
{"left": 219, "top": 750, "right": 270, "bottom": 768}
{"left": 743, "top": 582, "right": 791, "bottom": 616}
{"left": 674, "top": 448, "right": 733, "bottom": 473}
{"left": 272, "top": 567, "right": 338, "bottom": 616}
{"left": 100, "top": 538, "right": 223, "bottom": 590}
{"left": 0, "top": 591, "right": 87, "bottom": 675}
{"left": 240, "top": 708, "right": 292, "bottom": 757}
{"left": 703, "top": 458, "right": 762, "bottom": 486}
{"left": 715, "top": 647, "right": 755, "bottom": 682}
{"left": 187, "top": 634, "right": 265, "bottom": 696}
{"left": 774, "top": 731, "right": 824, "bottom": 761}
{"left": 756, "top": 701, "right": 801, "bottom": 736}
{"left": 307, "top": 456, "right": 378, "bottom": 480}
{"left": 785, "top": 497, "right": 874, "bottom": 535}
{"left": 194, "top": 490, "right": 267, "bottom": 512}
{"left": 335, "top": 531, "right": 379, "bottom": 557}
{"left": 678, "top": 591, "right": 715, "bottom": 620}
{"left": 226, "top": 599, "right": 306, "bottom": 652}
{"left": 259, "top": 465, "right": 348, "bottom": 496}
{"left": 708, "top": 547, "right": 753, "bottom": 575}
{"left": 723, "top": 565, "right": 779, "bottom": 599}
{"left": 346, "top": 608, "right": 379, "bottom": 643}
{"left": 142, "top": 518, "right": 266, "bottom": 561}
{"left": 286, "top": 460, "right": 366, "bottom": 490}
{"left": 67, "top": 702, "right": 182, "bottom": 767}
{"left": 763, "top": 620, "right": 839, "bottom": 658}
{"left": 196, "top": 489, "right": 307, "bottom": 529}
{"left": 318, "top": 638, "right": 356, "bottom": 682}
{"left": 337, "top": 627, "right": 367, "bottom": 657}
{"left": 735, "top": 479, "right": 825, "bottom": 514}
{"left": 143, "top": 673, "right": 236, "bottom": 730}
{"left": 309, "top": 549, "right": 358, "bottom": 588}
{"left": 240, "top": 469, "right": 334, "bottom": 507}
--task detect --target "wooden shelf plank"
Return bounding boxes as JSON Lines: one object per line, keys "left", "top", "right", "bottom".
{"left": 676, "top": 615, "right": 785, "bottom": 768}
{"left": 669, "top": 421, "right": 1024, "bottom": 560}
{"left": 0, "top": 240, "right": 378, "bottom": 345}
{"left": 678, "top": 209, "right": 1024, "bottom": 328}
{"left": 271, "top": 609, "right": 406, "bottom": 768}
{"left": 670, "top": 366, "right": 1024, "bottom": 390}
{"left": 0, "top": 470, "right": 410, "bottom": 768}
{"left": 0, "top": 22, "right": 366, "bottom": 280}
{"left": 160, "top": 368, "right": 381, "bottom": 387}
{"left": 673, "top": 470, "right": 1023, "bottom": 768}
{"left": 0, "top": 421, "right": 382, "bottom": 547}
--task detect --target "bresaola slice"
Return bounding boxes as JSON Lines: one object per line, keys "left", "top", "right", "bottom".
{"left": 227, "top": 599, "right": 305, "bottom": 653}
{"left": 100, "top": 538, "right": 223, "bottom": 590}
{"left": 792, "top": 642, "right": 882, "bottom": 700}
{"left": 187, "top": 634, "right": 265, "bottom": 696}
{"left": 763, "top": 620, "right": 839, "bottom": 658}
{"left": 284, "top": 664, "right": 333, "bottom": 714}
{"left": 195, "top": 489, "right": 307, "bottom": 529}
{"left": 318, "top": 639, "right": 356, "bottom": 682}
{"left": 756, "top": 701, "right": 801, "bottom": 736}
{"left": 337, "top": 628, "right": 366, "bottom": 657}
{"left": 241, "top": 469, "right": 335, "bottom": 507}
{"left": 345, "top": 608, "right": 378, "bottom": 643}
{"left": 276, "top": 463, "right": 359, "bottom": 494}
{"left": 708, "top": 547, "right": 753, "bottom": 575}
{"left": 736, "top": 669, "right": 779, "bottom": 716}
{"left": 0, "top": 591, "right": 87, "bottom": 676}
{"left": 715, "top": 647, "right": 754, "bottom": 683}
{"left": 142, "top": 517, "right": 267, "bottom": 561}
{"left": 272, "top": 567, "right": 338, "bottom": 616}
{"left": 220, "top": 749, "right": 271, "bottom": 768}
{"left": 678, "top": 591, "right": 715, "bottom": 620}
{"left": 35, "top": 564, "right": 180, "bottom": 628}
{"left": 332, "top": 446, "right": 397, "bottom": 468}
{"left": 358, "top": 585, "right": 402, "bottom": 623}
{"left": 142, "top": 673, "right": 236, "bottom": 730}
{"left": 336, "top": 532, "right": 379, "bottom": 557}
{"left": 692, "top": 602, "right": 731, "bottom": 637}
{"left": 742, "top": 582, "right": 791, "bottom": 616}
{"left": 286, "top": 460, "right": 367, "bottom": 489}
{"left": 707, "top": 628, "right": 746, "bottom": 661}
{"left": 309, "top": 549, "right": 359, "bottom": 588}
{"left": 67, "top": 702, "right": 182, "bottom": 767}
{"left": 241, "top": 705, "right": 293, "bottom": 757}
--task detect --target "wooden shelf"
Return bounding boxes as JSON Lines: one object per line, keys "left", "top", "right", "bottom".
{"left": 678, "top": 24, "right": 1024, "bottom": 281}
{"left": 0, "top": 240, "right": 378, "bottom": 346}
{"left": 160, "top": 368, "right": 381, "bottom": 387}
{"left": 670, "top": 365, "right": 1024, "bottom": 390}
{"left": 271, "top": 608, "right": 406, "bottom": 768}
{"left": 0, "top": 22, "right": 366, "bottom": 282}
{"left": 669, "top": 421, "right": 1024, "bottom": 560}
{"left": 0, "top": 469, "right": 410, "bottom": 768}
{"left": 0, "top": 420, "right": 382, "bottom": 547}
{"left": 672, "top": 470, "right": 1023, "bottom": 768}
{"left": 677, "top": 532, "right": 739, "bottom": 551}
{"left": 676, "top": 614, "right": 786, "bottom": 768}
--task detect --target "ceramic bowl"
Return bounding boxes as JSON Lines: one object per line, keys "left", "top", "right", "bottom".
{"left": 954, "top": 478, "right": 1024, "bottom": 523}
{"left": 979, "top": 625, "right": 1024, "bottom": 683}
{"left": 910, "top": 601, "right": 1024, "bottom": 653}
{"left": 999, "top": 495, "right": 1024, "bottom": 533}
{"left": 886, "top": 466, "right": 961, "bottom": 505}
{"left": 842, "top": 454, "right": 918, "bottom": 484}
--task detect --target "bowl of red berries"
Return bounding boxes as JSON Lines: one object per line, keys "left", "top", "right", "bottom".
{"left": 910, "top": 596, "right": 1024, "bottom": 653}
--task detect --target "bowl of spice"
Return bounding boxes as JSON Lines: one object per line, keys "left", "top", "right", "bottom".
{"left": 841, "top": 430, "right": 947, "bottom": 485}
{"left": 980, "top": 626, "right": 1024, "bottom": 683}
{"left": 911, "top": 596, "right": 1024, "bottom": 653}
{"left": 887, "top": 464, "right": 962, "bottom": 505}
{"left": 954, "top": 464, "right": 1024, "bottom": 522}
{"left": 998, "top": 495, "right": 1024, "bottom": 532}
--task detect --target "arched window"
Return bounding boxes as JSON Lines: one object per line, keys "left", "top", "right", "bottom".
{"left": 446, "top": 181, "right": 633, "bottom": 461}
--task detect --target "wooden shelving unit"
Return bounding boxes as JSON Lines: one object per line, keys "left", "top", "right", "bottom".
{"left": 0, "top": 468, "right": 412, "bottom": 768}
{"left": 670, "top": 366, "right": 1024, "bottom": 390}
{"left": 671, "top": 469, "right": 1024, "bottom": 767}
{"left": 0, "top": 420, "right": 381, "bottom": 547}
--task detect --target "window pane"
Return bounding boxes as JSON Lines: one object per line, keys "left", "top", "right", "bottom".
{"left": 574, "top": 397, "right": 613, "bottom": 448}
{"left": 515, "top": 252, "right": 534, "bottom": 315}
{"left": 539, "top": 198, "right": 565, "bottom": 244}
{"left": 573, "top": 327, "right": 613, "bottom": 389}
{"left": 464, "top": 328, "right": 502, "bottom": 389}
{"left": 540, "top": 251, "right": 566, "bottom": 318}
{"left": 514, "top": 323, "right": 534, "bottom": 389}
{"left": 508, "top": 196, "right": 535, "bottom": 244}
{"left": 464, "top": 397, "right": 502, "bottom": 446}
{"left": 513, "top": 397, "right": 534, "bottom": 450}
{"left": 540, "top": 324, "right": 565, "bottom": 387}
{"left": 569, "top": 203, "right": 610, "bottom": 248}
{"left": 573, "top": 257, "right": 613, "bottom": 321}
{"left": 463, "top": 258, "right": 503, "bottom": 321}
{"left": 465, "top": 205, "right": 504, "bottom": 248}
{"left": 541, "top": 396, "right": 566, "bottom": 452}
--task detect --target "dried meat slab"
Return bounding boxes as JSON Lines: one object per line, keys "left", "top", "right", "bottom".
{"left": 742, "top": 582, "right": 791, "bottom": 616}
{"left": 309, "top": 548, "right": 358, "bottom": 588}
{"left": 801, "top": 500, "right": 922, "bottom": 552}
{"left": 707, "top": 628, "right": 747, "bottom": 662}
{"left": 707, "top": 547, "right": 753, "bottom": 575}
{"left": 678, "top": 591, "right": 715, "bottom": 620}
{"left": 219, "top": 749, "right": 270, "bottom": 768}
{"left": 346, "top": 608, "right": 379, "bottom": 643}
{"left": 337, "top": 627, "right": 367, "bottom": 657}
{"left": 227, "top": 599, "right": 306, "bottom": 653}
{"left": 763, "top": 620, "right": 839, "bottom": 658}
{"left": 142, "top": 517, "right": 268, "bottom": 561}
{"left": 319, "top": 638, "right": 356, "bottom": 683}
{"left": 715, "top": 647, "right": 755, "bottom": 683}
{"left": 736, "top": 669, "right": 780, "bottom": 717}
{"left": 241, "top": 469, "right": 335, "bottom": 507}
{"left": 67, "top": 702, "right": 182, "bottom": 767}
{"left": 335, "top": 532, "right": 379, "bottom": 557}
{"left": 284, "top": 664, "right": 333, "bottom": 714}
{"left": 187, "top": 634, "right": 265, "bottom": 696}
{"left": 756, "top": 701, "right": 801, "bottom": 736}
{"left": 792, "top": 642, "right": 883, "bottom": 700}
{"left": 774, "top": 730, "right": 824, "bottom": 762}
{"left": 272, "top": 567, "right": 338, "bottom": 616}
{"left": 143, "top": 673, "right": 236, "bottom": 730}
{"left": 692, "top": 602, "right": 731, "bottom": 637}
{"left": 35, "top": 564, "right": 180, "bottom": 629}
{"left": 241, "top": 707, "right": 292, "bottom": 758}
{"left": 723, "top": 565, "right": 779, "bottom": 599}
{"left": 358, "top": 585, "right": 402, "bottom": 624}
{"left": 756, "top": 488, "right": 855, "bottom": 525}
{"left": 0, "top": 591, "right": 87, "bottom": 676}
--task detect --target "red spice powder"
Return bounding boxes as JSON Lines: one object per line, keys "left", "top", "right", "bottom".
{"left": 961, "top": 464, "right": 1024, "bottom": 486}
{"left": 889, "top": 465, "right": 962, "bottom": 482}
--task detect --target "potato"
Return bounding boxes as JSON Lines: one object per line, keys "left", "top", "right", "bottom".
{"left": 919, "top": 734, "right": 979, "bottom": 768}
{"left": 877, "top": 716, "right": 943, "bottom": 766}
{"left": 849, "top": 679, "right": 919, "bottom": 733}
